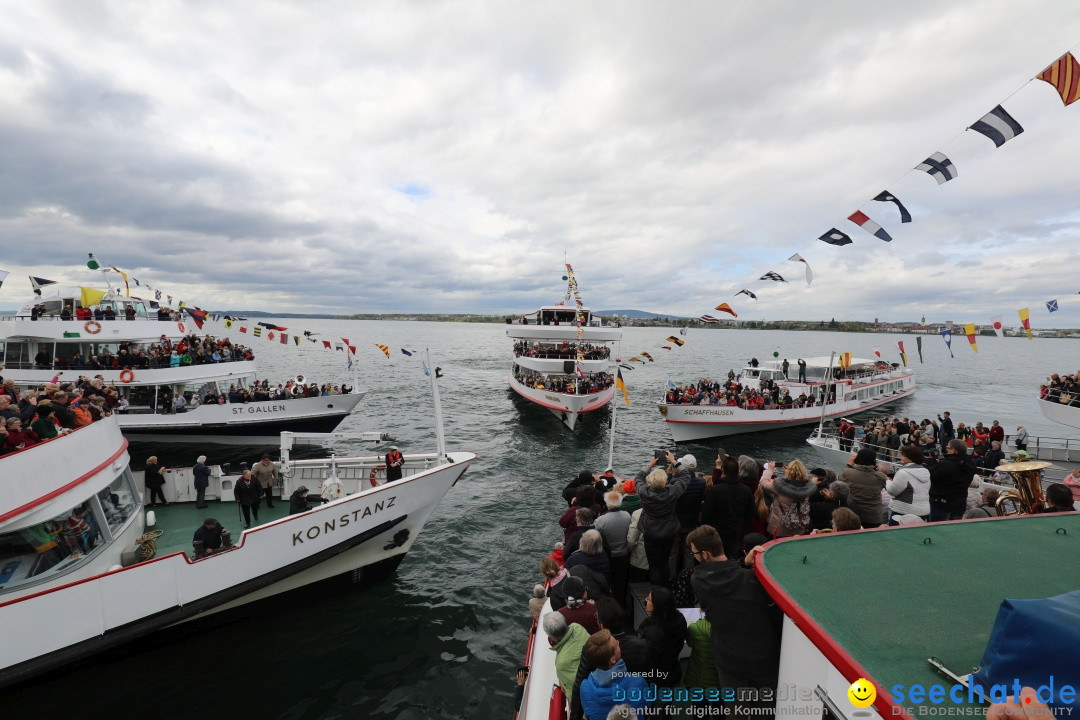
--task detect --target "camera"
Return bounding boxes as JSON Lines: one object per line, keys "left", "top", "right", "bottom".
{"left": 654, "top": 449, "right": 667, "bottom": 460}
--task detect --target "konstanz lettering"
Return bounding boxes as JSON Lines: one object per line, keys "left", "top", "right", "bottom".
{"left": 291, "top": 496, "right": 396, "bottom": 545}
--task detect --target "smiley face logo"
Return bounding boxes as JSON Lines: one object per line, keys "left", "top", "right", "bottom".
{"left": 848, "top": 678, "right": 876, "bottom": 708}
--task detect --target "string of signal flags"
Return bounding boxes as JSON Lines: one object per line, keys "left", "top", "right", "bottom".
{"left": 694, "top": 49, "right": 1080, "bottom": 331}
{"left": 0, "top": 254, "right": 419, "bottom": 366}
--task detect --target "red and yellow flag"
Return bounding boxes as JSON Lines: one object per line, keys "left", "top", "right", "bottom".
{"left": 964, "top": 323, "right": 978, "bottom": 352}
{"left": 1038, "top": 52, "right": 1080, "bottom": 107}
{"left": 714, "top": 303, "right": 737, "bottom": 317}
{"left": 1017, "top": 308, "right": 1033, "bottom": 340}
{"left": 375, "top": 343, "right": 389, "bottom": 358}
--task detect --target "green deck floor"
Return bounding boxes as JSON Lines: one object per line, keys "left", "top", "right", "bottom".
{"left": 758, "top": 514, "right": 1080, "bottom": 709}
{"left": 146, "top": 500, "right": 293, "bottom": 558}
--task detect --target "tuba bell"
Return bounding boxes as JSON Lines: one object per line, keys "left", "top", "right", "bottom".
{"left": 993, "top": 460, "right": 1050, "bottom": 516}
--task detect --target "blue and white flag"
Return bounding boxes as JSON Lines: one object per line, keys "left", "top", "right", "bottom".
{"left": 347, "top": 353, "right": 353, "bottom": 370}
{"left": 969, "top": 105, "right": 1024, "bottom": 148}
{"left": 940, "top": 329, "right": 954, "bottom": 358}
{"left": 916, "top": 152, "right": 958, "bottom": 184}
{"left": 873, "top": 190, "right": 912, "bottom": 223}
{"left": 667, "top": 378, "right": 677, "bottom": 390}
{"left": 0, "top": 270, "right": 8, "bottom": 289}
{"left": 421, "top": 358, "right": 430, "bottom": 377}
{"left": 1047, "top": 299, "right": 1059, "bottom": 313}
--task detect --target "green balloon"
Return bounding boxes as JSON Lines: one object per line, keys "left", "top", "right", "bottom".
{"left": 562, "top": 275, "right": 568, "bottom": 280}
{"left": 773, "top": 351, "right": 779, "bottom": 357}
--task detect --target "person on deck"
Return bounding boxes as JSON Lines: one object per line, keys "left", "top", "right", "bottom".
{"left": 251, "top": 454, "right": 279, "bottom": 508}
{"left": 193, "top": 455, "right": 211, "bottom": 509}
{"left": 192, "top": 517, "right": 227, "bottom": 557}
{"left": 634, "top": 451, "right": 692, "bottom": 587}
{"left": 841, "top": 449, "right": 889, "bottom": 528}
{"left": 385, "top": 445, "right": 404, "bottom": 482}
{"left": 234, "top": 470, "right": 262, "bottom": 528}
{"left": 929, "top": 440, "right": 978, "bottom": 522}
{"left": 289, "top": 486, "right": 311, "bottom": 515}
{"left": 578, "top": 630, "right": 650, "bottom": 720}
{"left": 567, "top": 598, "right": 650, "bottom": 720}
{"left": 144, "top": 455, "right": 168, "bottom": 507}
{"left": 543, "top": 612, "right": 590, "bottom": 705}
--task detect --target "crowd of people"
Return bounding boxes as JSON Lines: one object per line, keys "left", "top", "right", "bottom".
{"left": 32, "top": 333, "right": 255, "bottom": 371}
{"left": 1040, "top": 372, "right": 1080, "bottom": 406}
{"left": 665, "top": 373, "right": 833, "bottom": 410}
{"left": 520, "top": 438, "right": 1078, "bottom": 718}
{"left": 514, "top": 369, "right": 614, "bottom": 396}
{"left": 0, "top": 369, "right": 117, "bottom": 455}
{"left": 513, "top": 341, "right": 611, "bottom": 360}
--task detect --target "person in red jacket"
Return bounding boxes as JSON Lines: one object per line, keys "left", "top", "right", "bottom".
{"left": 385, "top": 445, "right": 404, "bottom": 482}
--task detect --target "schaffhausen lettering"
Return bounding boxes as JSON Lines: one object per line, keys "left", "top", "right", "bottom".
{"left": 291, "top": 496, "right": 397, "bottom": 545}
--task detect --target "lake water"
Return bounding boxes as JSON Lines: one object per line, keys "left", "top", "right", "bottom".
{"left": 7, "top": 322, "right": 1077, "bottom": 719}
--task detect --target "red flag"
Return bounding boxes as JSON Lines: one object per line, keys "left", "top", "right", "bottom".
{"left": 239, "top": 326, "right": 248, "bottom": 334}
{"left": 268, "top": 331, "right": 275, "bottom": 341}
{"left": 322, "top": 340, "right": 331, "bottom": 349}
{"left": 280, "top": 333, "right": 287, "bottom": 345}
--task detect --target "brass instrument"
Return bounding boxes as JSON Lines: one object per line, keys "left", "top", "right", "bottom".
{"left": 993, "top": 460, "right": 1051, "bottom": 516}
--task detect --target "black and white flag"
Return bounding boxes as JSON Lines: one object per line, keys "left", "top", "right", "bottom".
{"left": 969, "top": 105, "right": 1024, "bottom": 148}
{"left": 818, "top": 229, "right": 853, "bottom": 246}
{"left": 873, "top": 190, "right": 912, "bottom": 223}
{"left": 915, "top": 152, "right": 958, "bottom": 184}
{"left": 759, "top": 271, "right": 786, "bottom": 282}
{"left": 735, "top": 289, "right": 757, "bottom": 300}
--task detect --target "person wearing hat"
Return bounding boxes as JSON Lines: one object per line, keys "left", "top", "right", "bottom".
{"left": 192, "top": 517, "right": 227, "bottom": 556}
{"left": 193, "top": 454, "right": 211, "bottom": 509}
{"left": 555, "top": 576, "right": 600, "bottom": 634}
{"left": 385, "top": 445, "right": 404, "bottom": 483}
{"left": 289, "top": 486, "right": 311, "bottom": 515}
{"left": 1013, "top": 449, "right": 1030, "bottom": 461}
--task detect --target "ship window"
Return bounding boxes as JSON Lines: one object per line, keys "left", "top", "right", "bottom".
{"left": 0, "top": 501, "right": 104, "bottom": 595}
{"left": 96, "top": 472, "right": 137, "bottom": 536}
{"left": 3, "top": 341, "right": 31, "bottom": 369}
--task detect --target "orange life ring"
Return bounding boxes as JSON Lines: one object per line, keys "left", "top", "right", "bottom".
{"left": 369, "top": 465, "right": 385, "bottom": 487}
{"left": 119, "top": 369, "right": 135, "bottom": 383}
{"left": 84, "top": 320, "right": 102, "bottom": 334}
{"left": 177, "top": 321, "right": 186, "bottom": 333}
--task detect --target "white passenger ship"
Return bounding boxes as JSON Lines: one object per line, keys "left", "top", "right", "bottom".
{"left": 506, "top": 275, "right": 622, "bottom": 430}
{"left": 0, "top": 362, "right": 473, "bottom": 687}
{"left": 658, "top": 355, "right": 916, "bottom": 442}
{"left": 0, "top": 285, "right": 363, "bottom": 443}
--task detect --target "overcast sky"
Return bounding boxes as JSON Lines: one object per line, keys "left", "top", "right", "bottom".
{"left": 1, "top": 1, "right": 1079, "bottom": 325}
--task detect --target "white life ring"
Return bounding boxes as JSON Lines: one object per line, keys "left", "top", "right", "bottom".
{"left": 84, "top": 320, "right": 102, "bottom": 334}
{"left": 177, "top": 321, "right": 186, "bottom": 333}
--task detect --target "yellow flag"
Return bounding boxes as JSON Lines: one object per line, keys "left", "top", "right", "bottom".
{"left": 616, "top": 368, "right": 630, "bottom": 406}
{"left": 80, "top": 286, "right": 106, "bottom": 308}
{"left": 224, "top": 318, "right": 233, "bottom": 329}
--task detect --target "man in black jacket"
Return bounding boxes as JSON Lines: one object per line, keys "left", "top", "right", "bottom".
{"left": 567, "top": 597, "right": 650, "bottom": 720}
{"left": 687, "top": 525, "right": 780, "bottom": 712}
{"left": 929, "top": 439, "right": 977, "bottom": 521}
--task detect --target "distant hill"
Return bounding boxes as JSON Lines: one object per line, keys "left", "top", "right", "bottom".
{"left": 595, "top": 309, "right": 690, "bottom": 319}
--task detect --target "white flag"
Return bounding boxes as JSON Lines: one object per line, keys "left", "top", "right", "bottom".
{"left": 991, "top": 316, "right": 1004, "bottom": 339}
{"left": 788, "top": 254, "right": 813, "bottom": 286}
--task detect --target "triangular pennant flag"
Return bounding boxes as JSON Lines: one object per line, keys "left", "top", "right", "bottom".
{"left": 916, "top": 336, "right": 924, "bottom": 364}
{"left": 616, "top": 367, "right": 630, "bottom": 406}
{"left": 661, "top": 346, "right": 672, "bottom": 350}
{"left": 30, "top": 276, "right": 58, "bottom": 295}
{"left": 991, "top": 316, "right": 1004, "bottom": 339}
{"left": 897, "top": 341, "right": 908, "bottom": 367}
{"left": 969, "top": 104, "right": 1024, "bottom": 147}
{"left": 735, "top": 289, "right": 757, "bottom": 300}
{"left": 1037, "top": 52, "right": 1080, "bottom": 107}
{"left": 641, "top": 352, "right": 654, "bottom": 362}
{"left": 760, "top": 271, "right": 786, "bottom": 282}
{"left": 916, "top": 152, "right": 958, "bottom": 184}
{"left": 964, "top": 323, "right": 978, "bottom": 353}
{"left": 422, "top": 358, "right": 430, "bottom": 377}
{"left": 788, "top": 254, "right": 812, "bottom": 286}
{"left": 665, "top": 336, "right": 685, "bottom": 346}
{"left": 940, "top": 329, "right": 954, "bottom": 358}
{"left": 818, "top": 229, "right": 853, "bottom": 246}
{"left": 847, "top": 211, "right": 892, "bottom": 242}
{"left": 714, "top": 303, "right": 737, "bottom": 318}
{"left": 400, "top": 348, "right": 413, "bottom": 356}
{"left": 1047, "top": 299, "right": 1059, "bottom": 313}
{"left": 108, "top": 266, "right": 130, "bottom": 296}
{"left": 873, "top": 190, "right": 912, "bottom": 223}
{"left": 0, "top": 270, "right": 9, "bottom": 289}
{"left": 375, "top": 344, "right": 389, "bottom": 358}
